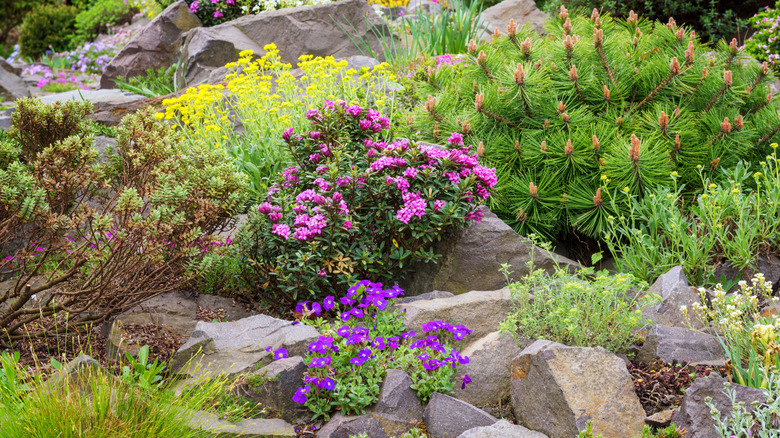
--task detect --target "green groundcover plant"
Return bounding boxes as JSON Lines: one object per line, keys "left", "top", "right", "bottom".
{"left": 606, "top": 144, "right": 780, "bottom": 285}
{"left": 266, "top": 280, "right": 473, "bottom": 421}
{"left": 405, "top": 9, "right": 780, "bottom": 240}
{"left": 226, "top": 100, "right": 496, "bottom": 303}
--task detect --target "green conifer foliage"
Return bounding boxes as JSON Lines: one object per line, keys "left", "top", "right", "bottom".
{"left": 407, "top": 8, "right": 780, "bottom": 239}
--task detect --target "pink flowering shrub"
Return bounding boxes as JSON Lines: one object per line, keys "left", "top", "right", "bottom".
{"left": 236, "top": 100, "right": 497, "bottom": 303}
{"left": 745, "top": 2, "right": 780, "bottom": 72}
{"left": 184, "top": 0, "right": 244, "bottom": 26}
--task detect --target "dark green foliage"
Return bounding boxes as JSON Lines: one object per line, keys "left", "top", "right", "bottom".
{"left": 550, "top": 0, "right": 770, "bottom": 43}
{"left": 19, "top": 4, "right": 79, "bottom": 59}
{"left": 407, "top": 11, "right": 780, "bottom": 240}
{"left": 73, "top": 0, "right": 138, "bottom": 44}
{"left": 9, "top": 97, "right": 93, "bottom": 162}
{"left": 0, "top": 0, "right": 54, "bottom": 45}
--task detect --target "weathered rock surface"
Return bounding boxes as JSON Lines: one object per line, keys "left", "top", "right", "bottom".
{"left": 480, "top": 0, "right": 548, "bottom": 37}
{"left": 37, "top": 89, "right": 146, "bottom": 111}
{"left": 645, "top": 409, "right": 674, "bottom": 428}
{"left": 398, "top": 288, "right": 513, "bottom": 341}
{"left": 179, "top": 0, "right": 393, "bottom": 85}
{"left": 170, "top": 314, "right": 319, "bottom": 377}
{"left": 712, "top": 254, "right": 780, "bottom": 292}
{"left": 642, "top": 266, "right": 703, "bottom": 329}
{"left": 636, "top": 325, "right": 725, "bottom": 366}
{"left": 458, "top": 420, "right": 548, "bottom": 438}
{"left": 399, "top": 210, "right": 579, "bottom": 296}
{"left": 510, "top": 340, "right": 646, "bottom": 438}
{"left": 0, "top": 67, "right": 28, "bottom": 101}
{"left": 396, "top": 290, "right": 454, "bottom": 304}
{"left": 101, "top": 0, "right": 202, "bottom": 88}
{"left": 424, "top": 392, "right": 497, "bottom": 438}
{"left": 372, "top": 369, "right": 423, "bottom": 436}
{"left": 672, "top": 374, "right": 767, "bottom": 438}
{"left": 188, "top": 410, "right": 296, "bottom": 437}
{"left": 452, "top": 331, "right": 530, "bottom": 407}
{"left": 236, "top": 356, "right": 307, "bottom": 422}
{"left": 317, "top": 413, "right": 388, "bottom": 438}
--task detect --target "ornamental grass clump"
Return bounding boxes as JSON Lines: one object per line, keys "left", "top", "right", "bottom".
{"left": 406, "top": 8, "right": 780, "bottom": 240}
{"left": 162, "top": 44, "right": 402, "bottom": 198}
{"left": 269, "top": 280, "right": 472, "bottom": 420}
{"left": 234, "top": 100, "right": 496, "bottom": 303}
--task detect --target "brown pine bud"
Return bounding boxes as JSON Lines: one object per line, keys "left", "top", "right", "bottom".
{"left": 529, "top": 182, "right": 538, "bottom": 198}
{"left": 729, "top": 38, "right": 738, "bottom": 53}
{"left": 629, "top": 134, "right": 641, "bottom": 162}
{"left": 675, "top": 27, "right": 684, "bottom": 42}
{"left": 593, "top": 28, "right": 603, "bottom": 47}
{"left": 558, "top": 101, "right": 566, "bottom": 113}
{"left": 569, "top": 64, "right": 578, "bottom": 82}
{"left": 667, "top": 17, "right": 677, "bottom": 31}
{"left": 462, "top": 117, "right": 471, "bottom": 135}
{"left": 593, "top": 187, "right": 603, "bottom": 207}
{"left": 592, "top": 135, "right": 600, "bottom": 151}
{"left": 563, "top": 17, "right": 572, "bottom": 34}
{"left": 475, "top": 93, "right": 484, "bottom": 111}
{"left": 761, "top": 62, "right": 770, "bottom": 74}
{"left": 558, "top": 5, "right": 568, "bottom": 20}
{"left": 543, "top": 119, "right": 550, "bottom": 129}
{"left": 565, "top": 139, "right": 574, "bottom": 156}
{"left": 516, "top": 207, "right": 527, "bottom": 222}
{"left": 514, "top": 63, "right": 525, "bottom": 85}
{"left": 515, "top": 140, "right": 521, "bottom": 154}
{"left": 720, "top": 117, "right": 732, "bottom": 133}
{"left": 632, "top": 36, "right": 638, "bottom": 47}
{"left": 711, "top": 157, "right": 721, "bottom": 169}
{"left": 702, "top": 66, "right": 709, "bottom": 79}
{"left": 710, "top": 57, "right": 715, "bottom": 67}
{"left": 626, "top": 52, "right": 631, "bottom": 59}
{"left": 617, "top": 116, "right": 623, "bottom": 126}
{"left": 746, "top": 86, "right": 751, "bottom": 94}
{"left": 628, "top": 10, "right": 638, "bottom": 25}
{"left": 433, "top": 122, "right": 440, "bottom": 140}
{"left": 768, "top": 92, "right": 773, "bottom": 103}
{"left": 670, "top": 57, "right": 681, "bottom": 75}
{"left": 477, "top": 50, "right": 487, "bottom": 65}
{"left": 659, "top": 111, "right": 669, "bottom": 132}
{"left": 603, "top": 85, "right": 611, "bottom": 101}
{"left": 573, "top": 35, "right": 581, "bottom": 44}
{"left": 674, "top": 135, "right": 681, "bottom": 152}
{"left": 534, "top": 60, "right": 543, "bottom": 70}
{"left": 507, "top": 19, "right": 517, "bottom": 38}
{"left": 424, "top": 95, "right": 436, "bottom": 113}
{"left": 522, "top": 38, "right": 532, "bottom": 57}
{"left": 562, "top": 113, "right": 570, "bottom": 123}
{"left": 541, "top": 140, "right": 547, "bottom": 152}
{"left": 674, "top": 105, "right": 681, "bottom": 119}
{"left": 477, "top": 141, "right": 485, "bottom": 157}
{"left": 493, "top": 28, "right": 502, "bottom": 40}
{"left": 690, "top": 31, "right": 696, "bottom": 39}
{"left": 563, "top": 35, "right": 575, "bottom": 52}
{"left": 598, "top": 158, "right": 605, "bottom": 166}
{"left": 685, "top": 40, "right": 695, "bottom": 65}
{"left": 734, "top": 114, "right": 743, "bottom": 131}
{"left": 724, "top": 70, "right": 732, "bottom": 87}
{"left": 468, "top": 39, "right": 477, "bottom": 54}
{"left": 591, "top": 8, "right": 599, "bottom": 21}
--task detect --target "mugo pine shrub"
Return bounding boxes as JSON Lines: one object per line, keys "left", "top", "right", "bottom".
{"left": 407, "top": 9, "right": 780, "bottom": 240}
{"left": 235, "top": 100, "right": 496, "bottom": 303}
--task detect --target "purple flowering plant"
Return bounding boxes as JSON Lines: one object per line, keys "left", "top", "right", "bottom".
{"left": 185, "top": 0, "right": 245, "bottom": 26}
{"left": 745, "top": 2, "right": 780, "bottom": 71}
{"left": 276, "top": 280, "right": 473, "bottom": 420}
{"left": 237, "top": 100, "right": 497, "bottom": 303}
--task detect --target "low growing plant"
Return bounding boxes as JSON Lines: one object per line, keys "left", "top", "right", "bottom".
{"left": 500, "top": 262, "right": 653, "bottom": 352}
{"left": 706, "top": 381, "right": 778, "bottom": 437}
{"left": 73, "top": 0, "right": 138, "bottom": 44}
{"left": 232, "top": 100, "right": 496, "bottom": 303}
{"left": 406, "top": 9, "right": 780, "bottom": 240}
{"left": 272, "top": 280, "right": 472, "bottom": 420}
{"left": 19, "top": 4, "right": 79, "bottom": 59}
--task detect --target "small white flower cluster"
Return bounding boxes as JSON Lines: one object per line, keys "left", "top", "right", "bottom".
{"left": 242, "top": 0, "right": 332, "bottom": 14}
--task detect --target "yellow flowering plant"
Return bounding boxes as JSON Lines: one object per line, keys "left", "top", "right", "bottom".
{"left": 161, "top": 44, "right": 402, "bottom": 199}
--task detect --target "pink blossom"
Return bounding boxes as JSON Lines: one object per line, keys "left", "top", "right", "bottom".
{"left": 447, "top": 132, "right": 464, "bottom": 146}
{"left": 213, "top": 10, "right": 223, "bottom": 18}
{"left": 272, "top": 224, "right": 291, "bottom": 239}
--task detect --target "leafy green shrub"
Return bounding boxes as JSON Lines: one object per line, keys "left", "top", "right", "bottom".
{"left": 19, "top": 4, "right": 79, "bottom": 59}
{"left": 745, "top": 2, "right": 780, "bottom": 73}
{"left": 606, "top": 146, "right": 780, "bottom": 285}
{"left": 73, "top": 0, "right": 139, "bottom": 44}
{"left": 274, "top": 281, "right": 472, "bottom": 420}
{"left": 547, "top": 0, "right": 769, "bottom": 43}
{"left": 406, "top": 10, "right": 780, "bottom": 240}
{"left": 499, "top": 262, "right": 652, "bottom": 352}
{"left": 0, "top": 99, "right": 246, "bottom": 341}
{"left": 9, "top": 97, "right": 93, "bottom": 162}
{"left": 233, "top": 100, "right": 496, "bottom": 303}
{"left": 114, "top": 63, "right": 181, "bottom": 98}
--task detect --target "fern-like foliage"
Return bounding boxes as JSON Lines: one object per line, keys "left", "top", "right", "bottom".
{"left": 407, "top": 8, "right": 780, "bottom": 239}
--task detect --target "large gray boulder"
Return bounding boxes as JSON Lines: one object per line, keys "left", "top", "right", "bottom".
{"left": 236, "top": 356, "right": 308, "bottom": 422}
{"left": 101, "top": 0, "right": 202, "bottom": 88}
{"left": 372, "top": 369, "right": 424, "bottom": 436}
{"left": 480, "top": 0, "right": 548, "bottom": 37}
{"left": 672, "top": 374, "right": 767, "bottom": 438}
{"left": 635, "top": 325, "right": 725, "bottom": 366}
{"left": 458, "top": 420, "right": 548, "bottom": 438}
{"left": 0, "top": 68, "right": 29, "bottom": 101}
{"left": 170, "top": 314, "right": 319, "bottom": 378}
{"left": 317, "top": 414, "right": 388, "bottom": 438}
{"left": 398, "top": 210, "right": 579, "bottom": 296}
{"left": 423, "top": 392, "right": 497, "bottom": 438}
{"left": 510, "top": 341, "right": 646, "bottom": 438}
{"left": 398, "top": 288, "right": 513, "bottom": 341}
{"left": 179, "top": 0, "right": 393, "bottom": 85}
{"left": 188, "top": 410, "right": 296, "bottom": 437}
{"left": 452, "top": 331, "right": 529, "bottom": 407}
{"left": 642, "top": 265, "right": 703, "bottom": 329}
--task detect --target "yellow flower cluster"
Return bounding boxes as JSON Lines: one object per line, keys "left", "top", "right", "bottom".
{"left": 130, "top": 0, "right": 162, "bottom": 18}
{"left": 367, "top": 0, "right": 409, "bottom": 7}
{"left": 160, "top": 44, "right": 397, "bottom": 159}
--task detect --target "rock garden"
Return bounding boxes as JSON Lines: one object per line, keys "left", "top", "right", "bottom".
{"left": 2, "top": 0, "right": 780, "bottom": 436}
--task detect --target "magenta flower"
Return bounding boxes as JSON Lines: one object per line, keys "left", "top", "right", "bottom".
{"left": 213, "top": 10, "right": 223, "bottom": 18}
{"left": 461, "top": 374, "right": 472, "bottom": 389}
{"left": 293, "top": 385, "right": 310, "bottom": 403}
